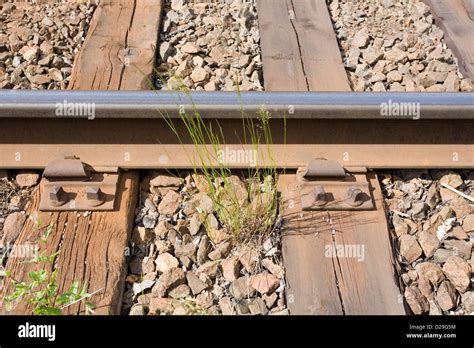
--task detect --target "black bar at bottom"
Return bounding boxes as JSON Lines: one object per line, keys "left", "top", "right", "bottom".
{"left": 0, "top": 315, "right": 472, "bottom": 347}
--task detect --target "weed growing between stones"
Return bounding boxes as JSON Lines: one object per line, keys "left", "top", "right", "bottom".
{"left": 157, "top": 76, "right": 283, "bottom": 245}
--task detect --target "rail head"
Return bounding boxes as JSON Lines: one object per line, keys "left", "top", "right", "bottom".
{"left": 0, "top": 91, "right": 472, "bottom": 119}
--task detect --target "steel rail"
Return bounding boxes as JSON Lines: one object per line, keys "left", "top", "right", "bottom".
{"left": 0, "top": 91, "right": 473, "bottom": 119}
{"left": 0, "top": 91, "right": 473, "bottom": 169}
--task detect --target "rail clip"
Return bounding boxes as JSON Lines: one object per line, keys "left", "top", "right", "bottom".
{"left": 297, "top": 159, "right": 374, "bottom": 211}
{"left": 39, "top": 154, "right": 119, "bottom": 212}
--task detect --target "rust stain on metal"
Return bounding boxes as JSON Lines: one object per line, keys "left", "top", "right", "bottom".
{"left": 39, "top": 155, "right": 119, "bottom": 211}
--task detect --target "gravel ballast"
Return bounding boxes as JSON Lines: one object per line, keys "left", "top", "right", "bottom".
{"left": 155, "top": 0, "right": 263, "bottom": 91}
{"left": 123, "top": 171, "right": 288, "bottom": 315}
{"left": 328, "top": 0, "right": 474, "bottom": 92}
{"left": 0, "top": 1, "right": 96, "bottom": 90}
{"left": 381, "top": 170, "right": 474, "bottom": 315}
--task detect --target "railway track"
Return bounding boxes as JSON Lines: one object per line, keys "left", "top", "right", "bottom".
{"left": 0, "top": 91, "right": 473, "bottom": 170}
{"left": 0, "top": 0, "right": 473, "bottom": 317}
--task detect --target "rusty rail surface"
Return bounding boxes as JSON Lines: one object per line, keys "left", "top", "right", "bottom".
{"left": 0, "top": 91, "right": 473, "bottom": 169}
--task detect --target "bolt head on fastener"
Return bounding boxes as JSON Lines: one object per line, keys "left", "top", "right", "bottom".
{"left": 312, "top": 185, "right": 327, "bottom": 206}
{"left": 345, "top": 186, "right": 364, "bottom": 207}
{"left": 86, "top": 186, "right": 105, "bottom": 207}
{"left": 50, "top": 185, "right": 68, "bottom": 207}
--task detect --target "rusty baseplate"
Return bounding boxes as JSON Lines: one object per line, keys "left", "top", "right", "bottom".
{"left": 39, "top": 154, "right": 119, "bottom": 212}
{"left": 297, "top": 160, "right": 374, "bottom": 211}
{"left": 278, "top": 159, "right": 406, "bottom": 314}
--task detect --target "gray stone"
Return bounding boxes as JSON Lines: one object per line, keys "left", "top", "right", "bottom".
{"left": 12, "top": 56, "right": 21, "bottom": 68}
{"left": 132, "top": 279, "right": 155, "bottom": 296}
{"left": 262, "top": 258, "right": 285, "bottom": 279}
{"left": 48, "top": 68, "right": 63, "bottom": 82}
{"left": 221, "top": 256, "right": 241, "bottom": 281}
{"left": 461, "top": 292, "right": 474, "bottom": 313}
{"left": 154, "top": 220, "right": 170, "bottom": 239}
{"left": 229, "top": 276, "right": 256, "bottom": 300}
{"left": 418, "top": 230, "right": 439, "bottom": 258}
{"left": 15, "top": 171, "right": 39, "bottom": 188}
{"left": 196, "top": 290, "right": 214, "bottom": 309}
{"left": 443, "top": 239, "right": 472, "bottom": 260}
{"left": 414, "top": 20, "right": 431, "bottom": 34}
{"left": 436, "top": 281, "right": 458, "bottom": 311}
{"left": 451, "top": 226, "right": 469, "bottom": 241}
{"left": 351, "top": 28, "right": 370, "bottom": 48}
{"left": 158, "top": 190, "right": 181, "bottom": 215}
{"left": 41, "top": 16, "right": 54, "bottom": 27}
{"left": 433, "top": 248, "right": 455, "bottom": 264}
{"left": 196, "top": 260, "right": 220, "bottom": 279}
{"left": 415, "top": 262, "right": 445, "bottom": 286}
{"left": 142, "top": 256, "right": 156, "bottom": 274}
{"left": 411, "top": 202, "right": 428, "bottom": 218}
{"left": 0, "top": 212, "right": 27, "bottom": 246}
{"left": 425, "top": 184, "right": 440, "bottom": 209}
{"left": 248, "top": 297, "right": 268, "bottom": 315}
{"left": 387, "top": 70, "right": 403, "bottom": 83}
{"left": 463, "top": 214, "right": 474, "bottom": 232}
{"left": 150, "top": 174, "right": 183, "bottom": 187}
{"left": 250, "top": 272, "right": 280, "bottom": 295}
{"left": 181, "top": 42, "right": 200, "bottom": 54}
{"left": 270, "top": 308, "right": 290, "bottom": 315}
{"left": 418, "top": 73, "right": 436, "bottom": 88}
{"left": 152, "top": 267, "right": 185, "bottom": 296}
{"left": 190, "top": 67, "right": 209, "bottom": 83}
{"left": 405, "top": 286, "right": 429, "bottom": 314}
{"left": 159, "top": 41, "right": 173, "bottom": 62}
{"left": 236, "top": 301, "right": 250, "bottom": 315}
{"left": 263, "top": 292, "right": 278, "bottom": 308}
{"left": 385, "top": 48, "right": 407, "bottom": 63}
{"left": 440, "top": 171, "right": 463, "bottom": 189}
{"left": 238, "top": 245, "right": 259, "bottom": 272}
{"left": 19, "top": 46, "right": 39, "bottom": 61}
{"left": 175, "top": 242, "right": 197, "bottom": 260}
{"left": 168, "top": 284, "right": 191, "bottom": 299}
{"left": 143, "top": 212, "right": 159, "bottom": 229}
{"left": 429, "top": 300, "right": 443, "bottom": 316}
{"left": 218, "top": 296, "right": 236, "bottom": 315}
{"left": 186, "top": 271, "right": 208, "bottom": 295}
{"left": 208, "top": 241, "right": 232, "bottom": 260}
{"left": 129, "top": 304, "right": 147, "bottom": 316}
{"left": 189, "top": 214, "right": 202, "bottom": 235}
{"left": 399, "top": 234, "right": 422, "bottom": 263}
{"left": 197, "top": 235, "right": 210, "bottom": 265}
{"left": 442, "top": 256, "right": 471, "bottom": 293}
{"left": 155, "top": 252, "right": 179, "bottom": 273}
